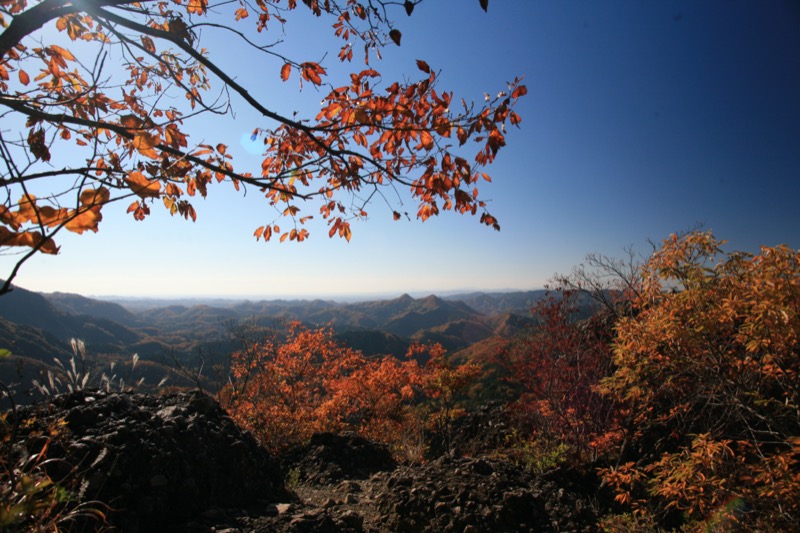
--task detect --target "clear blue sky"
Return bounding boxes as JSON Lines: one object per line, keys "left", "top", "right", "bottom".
{"left": 3, "top": 1, "right": 799, "bottom": 299}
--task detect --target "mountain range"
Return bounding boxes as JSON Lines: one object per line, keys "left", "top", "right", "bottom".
{"left": 0, "top": 284, "right": 548, "bottom": 395}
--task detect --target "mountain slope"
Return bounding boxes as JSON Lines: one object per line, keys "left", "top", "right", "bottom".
{"left": 377, "top": 295, "right": 481, "bottom": 337}
{"left": 412, "top": 318, "right": 495, "bottom": 352}
{"left": 47, "top": 292, "right": 143, "bottom": 327}
{"left": 1, "top": 287, "right": 548, "bottom": 373}
{"left": 445, "top": 290, "right": 548, "bottom": 315}
{"left": 0, "top": 285, "right": 144, "bottom": 356}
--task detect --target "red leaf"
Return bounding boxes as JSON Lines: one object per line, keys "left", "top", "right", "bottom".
{"left": 125, "top": 171, "right": 161, "bottom": 198}
{"left": 404, "top": 1, "right": 414, "bottom": 16}
{"left": 132, "top": 132, "right": 160, "bottom": 159}
{"left": 301, "top": 62, "right": 325, "bottom": 85}
{"left": 119, "top": 114, "right": 142, "bottom": 130}
{"left": 389, "top": 29, "right": 402, "bottom": 46}
{"left": 420, "top": 130, "right": 434, "bottom": 151}
{"left": 187, "top": 0, "right": 207, "bottom": 15}
{"left": 27, "top": 128, "right": 50, "bottom": 162}
{"left": 416, "top": 60, "right": 430, "bottom": 74}
{"left": 280, "top": 63, "right": 291, "bottom": 82}
{"left": 141, "top": 36, "right": 156, "bottom": 53}
{"left": 479, "top": 0, "right": 489, "bottom": 12}
{"left": 49, "top": 45, "right": 75, "bottom": 61}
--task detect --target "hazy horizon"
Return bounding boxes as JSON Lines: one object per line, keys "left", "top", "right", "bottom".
{"left": 21, "top": 284, "right": 548, "bottom": 306}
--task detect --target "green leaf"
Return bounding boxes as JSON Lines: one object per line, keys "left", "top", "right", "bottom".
{"left": 0, "top": 348, "right": 12, "bottom": 358}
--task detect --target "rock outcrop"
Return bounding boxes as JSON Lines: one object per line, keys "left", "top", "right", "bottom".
{"left": 7, "top": 389, "right": 287, "bottom": 532}
{"left": 4, "top": 390, "right": 603, "bottom": 532}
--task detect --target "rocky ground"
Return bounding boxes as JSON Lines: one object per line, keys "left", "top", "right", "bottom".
{"left": 3, "top": 390, "right": 605, "bottom": 532}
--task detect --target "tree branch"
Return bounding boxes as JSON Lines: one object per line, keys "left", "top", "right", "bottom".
{"left": 88, "top": 5, "right": 401, "bottom": 182}
{"left": 0, "top": 94, "right": 316, "bottom": 198}
{"left": 0, "top": 0, "right": 134, "bottom": 59}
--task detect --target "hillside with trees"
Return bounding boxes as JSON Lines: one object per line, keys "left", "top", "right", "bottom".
{"left": 0, "top": 283, "right": 546, "bottom": 398}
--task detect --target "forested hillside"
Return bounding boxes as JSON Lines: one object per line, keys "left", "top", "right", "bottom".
{"left": 0, "top": 286, "right": 547, "bottom": 399}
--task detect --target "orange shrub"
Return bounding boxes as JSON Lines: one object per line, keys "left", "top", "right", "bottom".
{"left": 598, "top": 232, "right": 800, "bottom": 529}
{"left": 221, "top": 322, "right": 478, "bottom": 457}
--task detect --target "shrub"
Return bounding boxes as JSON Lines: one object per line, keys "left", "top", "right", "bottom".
{"left": 499, "top": 290, "right": 621, "bottom": 465}
{"left": 598, "top": 231, "right": 800, "bottom": 529}
{"left": 220, "top": 322, "right": 478, "bottom": 458}
{"left": 0, "top": 417, "right": 107, "bottom": 531}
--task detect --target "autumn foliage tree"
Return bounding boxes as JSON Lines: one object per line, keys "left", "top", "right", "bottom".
{"left": 409, "top": 341, "right": 481, "bottom": 453}
{"left": 220, "top": 321, "right": 478, "bottom": 456}
{"left": 0, "top": 0, "right": 525, "bottom": 293}
{"left": 221, "top": 322, "right": 369, "bottom": 450}
{"left": 499, "top": 290, "right": 620, "bottom": 466}
{"left": 598, "top": 232, "right": 800, "bottom": 530}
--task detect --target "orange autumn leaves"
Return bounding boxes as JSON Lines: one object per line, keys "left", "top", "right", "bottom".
{"left": 253, "top": 61, "right": 524, "bottom": 244}
{"left": 277, "top": 61, "right": 327, "bottom": 85}
{"left": 498, "top": 231, "right": 799, "bottom": 529}
{"left": 0, "top": 188, "right": 109, "bottom": 254}
{"left": 596, "top": 232, "right": 800, "bottom": 529}
{"left": 220, "top": 322, "right": 479, "bottom": 455}
{"left": 1, "top": 0, "right": 525, "bottom": 270}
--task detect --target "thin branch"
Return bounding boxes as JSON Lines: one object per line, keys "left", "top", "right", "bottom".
{"left": 0, "top": 94, "right": 313, "bottom": 197}
{"left": 89, "top": 5, "right": 399, "bottom": 179}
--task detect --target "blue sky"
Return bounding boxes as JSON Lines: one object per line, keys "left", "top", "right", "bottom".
{"left": 2, "top": 0, "right": 799, "bottom": 299}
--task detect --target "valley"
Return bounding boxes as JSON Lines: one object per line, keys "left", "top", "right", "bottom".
{"left": 0, "top": 284, "right": 549, "bottom": 398}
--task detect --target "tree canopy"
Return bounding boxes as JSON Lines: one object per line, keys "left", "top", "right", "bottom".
{"left": 0, "top": 0, "right": 525, "bottom": 293}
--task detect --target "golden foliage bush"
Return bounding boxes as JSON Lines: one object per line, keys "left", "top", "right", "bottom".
{"left": 598, "top": 232, "right": 800, "bottom": 529}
